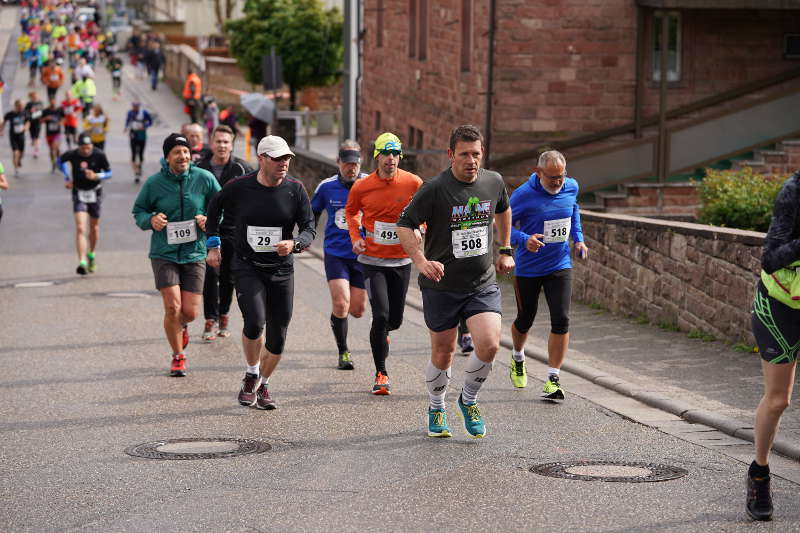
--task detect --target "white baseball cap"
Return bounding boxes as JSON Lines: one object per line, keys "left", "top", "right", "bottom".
{"left": 257, "top": 135, "right": 295, "bottom": 158}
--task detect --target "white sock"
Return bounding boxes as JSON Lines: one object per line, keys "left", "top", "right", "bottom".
{"left": 512, "top": 349, "right": 525, "bottom": 362}
{"left": 548, "top": 368, "right": 560, "bottom": 377}
{"left": 462, "top": 352, "right": 492, "bottom": 404}
{"left": 425, "top": 360, "right": 450, "bottom": 410}
{"left": 246, "top": 364, "right": 259, "bottom": 375}
{"left": 261, "top": 376, "right": 270, "bottom": 386}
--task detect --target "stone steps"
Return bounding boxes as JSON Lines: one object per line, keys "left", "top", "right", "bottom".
{"left": 592, "top": 182, "right": 701, "bottom": 217}
{"left": 732, "top": 138, "right": 800, "bottom": 176}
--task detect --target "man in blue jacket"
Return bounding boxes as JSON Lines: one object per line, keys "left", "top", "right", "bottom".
{"left": 509, "top": 150, "right": 588, "bottom": 400}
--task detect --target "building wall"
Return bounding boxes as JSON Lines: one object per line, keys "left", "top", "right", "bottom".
{"left": 360, "top": 1, "right": 800, "bottom": 178}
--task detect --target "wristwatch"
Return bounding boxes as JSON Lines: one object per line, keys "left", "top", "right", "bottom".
{"left": 498, "top": 246, "right": 513, "bottom": 256}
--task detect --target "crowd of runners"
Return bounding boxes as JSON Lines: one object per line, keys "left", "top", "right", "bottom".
{"left": 2, "top": 1, "right": 799, "bottom": 526}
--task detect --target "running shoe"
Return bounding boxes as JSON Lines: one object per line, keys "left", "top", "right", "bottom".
{"left": 458, "top": 334, "right": 475, "bottom": 356}
{"left": 457, "top": 392, "right": 486, "bottom": 438}
{"left": 217, "top": 315, "right": 231, "bottom": 338}
{"left": 182, "top": 324, "right": 189, "bottom": 349}
{"left": 338, "top": 351, "right": 354, "bottom": 370}
{"left": 87, "top": 253, "right": 96, "bottom": 273}
{"left": 170, "top": 354, "right": 186, "bottom": 377}
{"left": 76, "top": 261, "right": 88, "bottom": 275}
{"left": 427, "top": 408, "right": 452, "bottom": 438}
{"left": 542, "top": 374, "right": 565, "bottom": 400}
{"left": 238, "top": 372, "right": 261, "bottom": 406}
{"left": 371, "top": 372, "right": 390, "bottom": 395}
{"left": 202, "top": 319, "right": 217, "bottom": 342}
{"left": 510, "top": 356, "right": 527, "bottom": 388}
{"left": 255, "top": 383, "right": 277, "bottom": 410}
{"left": 746, "top": 473, "right": 773, "bottom": 521}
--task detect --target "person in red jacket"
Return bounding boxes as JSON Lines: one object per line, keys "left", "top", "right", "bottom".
{"left": 182, "top": 69, "right": 202, "bottom": 123}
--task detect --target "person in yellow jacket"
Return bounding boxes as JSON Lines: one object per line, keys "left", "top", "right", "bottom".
{"left": 83, "top": 104, "right": 109, "bottom": 151}
{"left": 182, "top": 69, "right": 202, "bottom": 123}
{"left": 17, "top": 34, "right": 31, "bottom": 60}
{"left": 70, "top": 76, "right": 96, "bottom": 118}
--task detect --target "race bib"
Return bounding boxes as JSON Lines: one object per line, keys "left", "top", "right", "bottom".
{"left": 112, "top": 70, "right": 121, "bottom": 78}
{"left": 334, "top": 208, "right": 348, "bottom": 230}
{"left": 373, "top": 220, "right": 399, "bottom": 245}
{"left": 451, "top": 225, "right": 488, "bottom": 259}
{"left": 47, "top": 121, "right": 59, "bottom": 133}
{"left": 543, "top": 217, "right": 571, "bottom": 243}
{"left": 131, "top": 120, "right": 144, "bottom": 131}
{"left": 166, "top": 220, "right": 197, "bottom": 245}
{"left": 31, "top": 110, "right": 42, "bottom": 119}
{"left": 247, "top": 226, "right": 282, "bottom": 253}
{"left": 77, "top": 188, "right": 97, "bottom": 203}
{"left": 50, "top": 74, "right": 59, "bottom": 82}
{"left": 13, "top": 123, "right": 24, "bottom": 134}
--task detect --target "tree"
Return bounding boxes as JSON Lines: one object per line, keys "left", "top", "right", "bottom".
{"left": 225, "top": 0, "right": 343, "bottom": 109}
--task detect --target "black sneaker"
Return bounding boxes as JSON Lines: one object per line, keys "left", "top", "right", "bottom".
{"left": 746, "top": 473, "right": 773, "bottom": 521}
{"left": 338, "top": 351, "right": 354, "bottom": 370}
{"left": 76, "top": 261, "right": 88, "bottom": 275}
{"left": 238, "top": 373, "right": 261, "bottom": 406}
{"left": 255, "top": 383, "right": 277, "bottom": 410}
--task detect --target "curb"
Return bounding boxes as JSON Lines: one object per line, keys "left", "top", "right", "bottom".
{"left": 304, "top": 241, "right": 800, "bottom": 461}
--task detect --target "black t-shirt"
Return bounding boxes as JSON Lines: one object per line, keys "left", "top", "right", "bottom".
{"left": 397, "top": 167, "right": 510, "bottom": 292}
{"left": 24, "top": 100, "right": 44, "bottom": 125}
{"left": 42, "top": 108, "right": 63, "bottom": 134}
{"left": 3, "top": 111, "right": 27, "bottom": 136}
{"left": 60, "top": 147, "right": 111, "bottom": 190}
{"left": 206, "top": 172, "right": 316, "bottom": 272}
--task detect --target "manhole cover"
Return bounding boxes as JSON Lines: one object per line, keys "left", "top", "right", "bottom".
{"left": 14, "top": 281, "right": 56, "bottom": 288}
{"left": 529, "top": 461, "right": 688, "bottom": 483}
{"left": 125, "top": 438, "right": 272, "bottom": 460}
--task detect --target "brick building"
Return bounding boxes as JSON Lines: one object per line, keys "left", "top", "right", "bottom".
{"left": 358, "top": 1, "right": 800, "bottom": 187}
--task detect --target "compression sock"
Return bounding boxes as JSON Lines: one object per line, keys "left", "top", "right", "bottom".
{"left": 425, "top": 360, "right": 451, "bottom": 410}
{"left": 330, "top": 314, "right": 348, "bottom": 354}
{"left": 462, "top": 352, "right": 493, "bottom": 404}
{"left": 512, "top": 349, "right": 525, "bottom": 362}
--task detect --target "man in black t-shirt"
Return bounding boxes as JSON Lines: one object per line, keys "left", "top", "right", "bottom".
{"left": 0, "top": 100, "right": 30, "bottom": 177}
{"left": 24, "top": 91, "right": 44, "bottom": 159}
{"left": 41, "top": 98, "right": 63, "bottom": 172}
{"left": 397, "top": 125, "right": 515, "bottom": 439}
{"left": 58, "top": 134, "right": 112, "bottom": 275}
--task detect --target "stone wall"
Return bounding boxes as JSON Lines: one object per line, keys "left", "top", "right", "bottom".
{"left": 290, "top": 147, "right": 338, "bottom": 196}
{"left": 573, "top": 211, "right": 765, "bottom": 344}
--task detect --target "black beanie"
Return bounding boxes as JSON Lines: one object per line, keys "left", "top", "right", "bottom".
{"left": 162, "top": 133, "right": 192, "bottom": 157}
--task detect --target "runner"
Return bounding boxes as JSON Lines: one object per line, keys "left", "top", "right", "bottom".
{"left": 58, "top": 133, "right": 112, "bottom": 275}
{"left": 40, "top": 58, "right": 65, "bottom": 100}
{"left": 42, "top": 97, "right": 63, "bottom": 172}
{"left": 746, "top": 170, "right": 800, "bottom": 522}
{"left": 108, "top": 54, "right": 123, "bottom": 101}
{"left": 344, "top": 132, "right": 422, "bottom": 394}
{"left": 508, "top": 150, "right": 588, "bottom": 399}
{"left": 0, "top": 100, "right": 30, "bottom": 177}
{"left": 0, "top": 161, "right": 8, "bottom": 224}
{"left": 83, "top": 103, "right": 108, "bottom": 151}
{"left": 132, "top": 133, "right": 221, "bottom": 377}
{"left": 60, "top": 91, "right": 81, "bottom": 149}
{"left": 396, "top": 124, "right": 514, "bottom": 439}
{"left": 124, "top": 101, "right": 153, "bottom": 183}
{"left": 181, "top": 122, "right": 210, "bottom": 163}
{"left": 196, "top": 124, "right": 253, "bottom": 342}
{"left": 70, "top": 75, "right": 96, "bottom": 118}
{"left": 205, "top": 135, "right": 315, "bottom": 409}
{"left": 310, "top": 140, "right": 368, "bottom": 370}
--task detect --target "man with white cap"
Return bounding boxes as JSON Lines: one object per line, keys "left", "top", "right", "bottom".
{"left": 205, "top": 135, "right": 316, "bottom": 410}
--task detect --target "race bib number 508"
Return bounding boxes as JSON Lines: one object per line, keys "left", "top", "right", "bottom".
{"left": 451, "top": 225, "right": 488, "bottom": 259}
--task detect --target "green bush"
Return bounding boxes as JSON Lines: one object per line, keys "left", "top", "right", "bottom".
{"left": 697, "top": 167, "right": 786, "bottom": 232}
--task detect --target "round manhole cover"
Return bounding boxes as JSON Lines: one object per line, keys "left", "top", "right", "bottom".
{"left": 530, "top": 461, "right": 688, "bottom": 483}
{"left": 125, "top": 438, "right": 272, "bottom": 460}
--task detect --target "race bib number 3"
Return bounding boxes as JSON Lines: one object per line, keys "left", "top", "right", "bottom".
{"left": 166, "top": 220, "right": 197, "bottom": 245}
{"left": 247, "top": 226, "right": 282, "bottom": 253}
{"left": 543, "top": 217, "right": 571, "bottom": 243}
{"left": 452, "top": 225, "right": 488, "bottom": 259}
{"left": 334, "top": 208, "right": 348, "bottom": 230}
{"left": 373, "top": 220, "right": 399, "bottom": 245}
{"left": 77, "top": 188, "right": 97, "bottom": 203}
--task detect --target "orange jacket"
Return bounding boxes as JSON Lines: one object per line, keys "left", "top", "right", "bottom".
{"left": 182, "top": 72, "right": 202, "bottom": 100}
{"left": 41, "top": 65, "right": 64, "bottom": 88}
{"left": 345, "top": 169, "right": 422, "bottom": 259}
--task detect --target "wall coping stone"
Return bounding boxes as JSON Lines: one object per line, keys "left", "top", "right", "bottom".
{"left": 580, "top": 210, "right": 766, "bottom": 246}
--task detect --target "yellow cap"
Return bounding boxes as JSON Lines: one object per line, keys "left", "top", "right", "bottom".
{"left": 373, "top": 132, "right": 403, "bottom": 158}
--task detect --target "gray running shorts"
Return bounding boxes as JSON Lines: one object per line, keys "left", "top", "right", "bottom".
{"left": 421, "top": 283, "right": 502, "bottom": 332}
{"left": 151, "top": 258, "right": 206, "bottom": 294}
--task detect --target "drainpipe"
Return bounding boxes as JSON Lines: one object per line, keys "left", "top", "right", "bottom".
{"left": 484, "top": 0, "right": 496, "bottom": 166}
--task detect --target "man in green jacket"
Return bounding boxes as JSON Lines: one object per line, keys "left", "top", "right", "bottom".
{"left": 132, "top": 133, "right": 221, "bottom": 376}
{"left": 70, "top": 76, "right": 96, "bottom": 118}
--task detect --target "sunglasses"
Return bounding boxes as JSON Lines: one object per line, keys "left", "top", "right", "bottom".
{"left": 378, "top": 149, "right": 402, "bottom": 157}
{"left": 267, "top": 154, "right": 292, "bottom": 162}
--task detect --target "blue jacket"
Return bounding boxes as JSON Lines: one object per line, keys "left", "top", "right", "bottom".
{"left": 510, "top": 173, "right": 584, "bottom": 277}
{"left": 311, "top": 173, "right": 366, "bottom": 259}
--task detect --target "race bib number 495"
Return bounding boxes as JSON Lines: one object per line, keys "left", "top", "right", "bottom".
{"left": 451, "top": 225, "right": 488, "bottom": 259}
{"left": 373, "top": 220, "right": 399, "bottom": 245}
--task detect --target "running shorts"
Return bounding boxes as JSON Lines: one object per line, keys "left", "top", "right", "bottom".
{"left": 752, "top": 280, "right": 800, "bottom": 364}
{"left": 151, "top": 258, "right": 206, "bottom": 294}
{"left": 421, "top": 283, "right": 502, "bottom": 332}
{"left": 324, "top": 254, "right": 365, "bottom": 288}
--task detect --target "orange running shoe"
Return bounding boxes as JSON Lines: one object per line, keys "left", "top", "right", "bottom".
{"left": 170, "top": 354, "right": 187, "bottom": 377}
{"left": 371, "top": 372, "right": 391, "bottom": 395}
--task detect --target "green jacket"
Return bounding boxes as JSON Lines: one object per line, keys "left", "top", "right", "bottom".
{"left": 132, "top": 159, "right": 221, "bottom": 263}
{"left": 70, "top": 78, "right": 96, "bottom": 101}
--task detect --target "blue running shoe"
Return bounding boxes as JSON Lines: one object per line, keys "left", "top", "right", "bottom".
{"left": 457, "top": 392, "right": 486, "bottom": 438}
{"left": 427, "top": 408, "right": 452, "bottom": 438}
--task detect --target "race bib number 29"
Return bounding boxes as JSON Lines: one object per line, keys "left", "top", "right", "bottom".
{"left": 247, "top": 226, "right": 282, "bottom": 253}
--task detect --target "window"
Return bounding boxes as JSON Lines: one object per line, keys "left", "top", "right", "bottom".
{"left": 409, "top": 0, "right": 428, "bottom": 60}
{"left": 376, "top": 0, "right": 384, "bottom": 48}
{"left": 652, "top": 11, "right": 681, "bottom": 82}
{"left": 460, "top": 0, "right": 473, "bottom": 72}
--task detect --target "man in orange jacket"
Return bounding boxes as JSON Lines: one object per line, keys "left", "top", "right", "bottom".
{"left": 344, "top": 132, "right": 423, "bottom": 395}
{"left": 182, "top": 69, "right": 202, "bottom": 123}
{"left": 40, "top": 58, "right": 65, "bottom": 101}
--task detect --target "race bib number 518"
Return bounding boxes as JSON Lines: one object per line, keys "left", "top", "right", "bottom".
{"left": 543, "top": 217, "right": 571, "bottom": 243}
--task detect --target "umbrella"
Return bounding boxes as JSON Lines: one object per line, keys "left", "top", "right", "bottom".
{"left": 240, "top": 92, "right": 275, "bottom": 123}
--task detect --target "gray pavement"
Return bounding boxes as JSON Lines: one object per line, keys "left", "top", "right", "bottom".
{"left": 3, "top": 11, "right": 800, "bottom": 531}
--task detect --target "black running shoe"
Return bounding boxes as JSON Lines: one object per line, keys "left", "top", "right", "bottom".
{"left": 338, "top": 351, "right": 354, "bottom": 370}
{"left": 76, "top": 262, "right": 88, "bottom": 275}
{"left": 746, "top": 473, "right": 773, "bottom": 521}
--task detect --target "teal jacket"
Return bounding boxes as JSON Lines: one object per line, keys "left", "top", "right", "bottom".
{"left": 132, "top": 159, "right": 221, "bottom": 263}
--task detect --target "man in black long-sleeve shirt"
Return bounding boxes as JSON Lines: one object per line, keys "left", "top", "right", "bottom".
{"left": 206, "top": 135, "right": 315, "bottom": 410}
